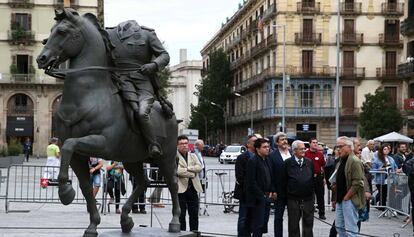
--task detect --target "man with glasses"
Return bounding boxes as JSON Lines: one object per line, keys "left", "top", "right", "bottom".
{"left": 284, "top": 140, "right": 315, "bottom": 237}
{"left": 176, "top": 135, "right": 203, "bottom": 232}
{"left": 268, "top": 132, "right": 292, "bottom": 237}
{"left": 333, "top": 136, "right": 365, "bottom": 237}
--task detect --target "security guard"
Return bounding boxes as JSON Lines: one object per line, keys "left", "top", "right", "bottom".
{"left": 106, "top": 20, "right": 170, "bottom": 158}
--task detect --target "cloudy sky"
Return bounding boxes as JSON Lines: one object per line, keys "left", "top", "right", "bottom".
{"left": 104, "top": 0, "right": 241, "bottom": 66}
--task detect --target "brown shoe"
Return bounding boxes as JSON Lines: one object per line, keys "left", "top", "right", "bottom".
{"left": 153, "top": 203, "right": 165, "bottom": 208}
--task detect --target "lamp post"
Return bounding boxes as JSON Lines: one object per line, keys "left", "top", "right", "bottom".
{"left": 335, "top": 0, "right": 340, "bottom": 138}
{"left": 210, "top": 102, "right": 227, "bottom": 145}
{"left": 271, "top": 24, "right": 286, "bottom": 132}
{"left": 234, "top": 92, "right": 253, "bottom": 135}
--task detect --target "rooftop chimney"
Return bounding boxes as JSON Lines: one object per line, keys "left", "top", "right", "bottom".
{"left": 179, "top": 49, "right": 187, "bottom": 63}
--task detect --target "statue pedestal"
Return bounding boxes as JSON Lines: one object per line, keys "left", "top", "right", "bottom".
{"left": 99, "top": 227, "right": 197, "bottom": 237}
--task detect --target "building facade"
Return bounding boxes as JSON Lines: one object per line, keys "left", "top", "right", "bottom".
{"left": 0, "top": 0, "right": 101, "bottom": 156}
{"left": 201, "top": 0, "right": 405, "bottom": 146}
{"left": 168, "top": 49, "right": 203, "bottom": 131}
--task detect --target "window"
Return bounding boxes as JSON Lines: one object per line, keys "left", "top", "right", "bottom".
{"left": 12, "top": 13, "right": 30, "bottom": 31}
{"left": 384, "top": 19, "right": 399, "bottom": 41}
{"left": 385, "top": 51, "right": 397, "bottom": 76}
{"left": 344, "top": 19, "right": 355, "bottom": 41}
{"left": 342, "top": 86, "right": 355, "bottom": 109}
{"left": 343, "top": 51, "right": 355, "bottom": 76}
{"left": 302, "top": 50, "right": 313, "bottom": 74}
{"left": 300, "top": 85, "right": 314, "bottom": 108}
{"left": 384, "top": 86, "right": 397, "bottom": 106}
{"left": 274, "top": 84, "right": 280, "bottom": 107}
{"left": 303, "top": 19, "right": 313, "bottom": 41}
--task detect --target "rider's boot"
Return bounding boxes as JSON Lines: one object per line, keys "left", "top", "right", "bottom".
{"left": 134, "top": 111, "right": 163, "bottom": 158}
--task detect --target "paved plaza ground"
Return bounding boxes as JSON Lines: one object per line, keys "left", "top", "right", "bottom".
{"left": 0, "top": 157, "right": 412, "bottom": 236}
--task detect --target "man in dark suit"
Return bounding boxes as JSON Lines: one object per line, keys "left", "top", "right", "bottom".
{"left": 245, "top": 138, "right": 275, "bottom": 237}
{"left": 284, "top": 140, "right": 315, "bottom": 237}
{"left": 268, "top": 132, "right": 292, "bottom": 237}
{"left": 235, "top": 135, "right": 258, "bottom": 237}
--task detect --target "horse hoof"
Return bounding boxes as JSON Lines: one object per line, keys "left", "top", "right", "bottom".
{"left": 83, "top": 229, "right": 98, "bottom": 237}
{"left": 121, "top": 217, "right": 134, "bottom": 233}
{"left": 59, "top": 184, "right": 75, "bottom": 205}
{"left": 168, "top": 223, "right": 180, "bottom": 233}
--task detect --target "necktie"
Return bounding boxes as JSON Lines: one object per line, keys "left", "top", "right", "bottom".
{"left": 298, "top": 159, "right": 303, "bottom": 167}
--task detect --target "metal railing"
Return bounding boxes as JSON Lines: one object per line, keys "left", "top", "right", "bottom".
{"left": 0, "top": 73, "right": 63, "bottom": 85}
{"left": 294, "top": 32, "right": 322, "bottom": 45}
{"left": 7, "top": 0, "right": 34, "bottom": 8}
{"left": 398, "top": 62, "right": 414, "bottom": 77}
{"left": 401, "top": 17, "right": 414, "bottom": 36}
{"left": 341, "top": 67, "right": 365, "bottom": 79}
{"left": 341, "top": 33, "right": 364, "bottom": 45}
{"left": 340, "top": 2, "right": 362, "bottom": 14}
{"left": 381, "top": 2, "right": 404, "bottom": 15}
{"left": 376, "top": 67, "right": 397, "bottom": 78}
{"left": 378, "top": 33, "right": 403, "bottom": 47}
{"left": 297, "top": 2, "right": 320, "bottom": 13}
{"left": 262, "top": 4, "right": 276, "bottom": 21}
{"left": 7, "top": 30, "right": 35, "bottom": 44}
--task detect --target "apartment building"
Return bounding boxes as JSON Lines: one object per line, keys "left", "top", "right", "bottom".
{"left": 0, "top": 0, "right": 102, "bottom": 156}
{"left": 201, "top": 0, "right": 405, "bottom": 146}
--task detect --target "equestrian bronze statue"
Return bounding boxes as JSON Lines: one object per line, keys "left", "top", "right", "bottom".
{"left": 36, "top": 8, "right": 180, "bottom": 237}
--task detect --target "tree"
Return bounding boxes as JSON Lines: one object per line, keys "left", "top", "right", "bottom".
{"left": 188, "top": 49, "right": 231, "bottom": 143}
{"left": 157, "top": 67, "right": 172, "bottom": 97}
{"left": 359, "top": 89, "right": 404, "bottom": 139}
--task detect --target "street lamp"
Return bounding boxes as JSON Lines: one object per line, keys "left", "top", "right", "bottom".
{"left": 234, "top": 92, "right": 253, "bottom": 135}
{"left": 271, "top": 24, "right": 286, "bottom": 133}
{"left": 210, "top": 101, "right": 227, "bottom": 145}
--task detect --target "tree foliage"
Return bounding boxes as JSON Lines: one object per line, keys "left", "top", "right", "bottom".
{"left": 359, "top": 89, "right": 404, "bottom": 139}
{"left": 188, "top": 49, "right": 231, "bottom": 142}
{"left": 157, "top": 67, "right": 172, "bottom": 97}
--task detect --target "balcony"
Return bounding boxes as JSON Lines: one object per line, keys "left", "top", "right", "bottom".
{"left": 398, "top": 62, "right": 414, "bottom": 77}
{"left": 266, "top": 34, "right": 278, "bottom": 48}
{"left": 401, "top": 18, "right": 414, "bottom": 36}
{"left": 295, "top": 33, "right": 322, "bottom": 45}
{"left": 341, "top": 108, "right": 360, "bottom": 117}
{"left": 231, "top": 67, "right": 278, "bottom": 93}
{"left": 248, "top": 20, "right": 257, "bottom": 34}
{"left": 250, "top": 40, "right": 267, "bottom": 58}
{"left": 230, "top": 58, "right": 242, "bottom": 71}
{"left": 54, "top": 0, "right": 79, "bottom": 9}
{"left": 378, "top": 34, "right": 403, "bottom": 48}
{"left": 376, "top": 67, "right": 397, "bottom": 79}
{"left": 341, "top": 33, "right": 364, "bottom": 46}
{"left": 8, "top": 30, "right": 35, "bottom": 45}
{"left": 340, "top": 2, "right": 362, "bottom": 15}
{"left": 0, "top": 74, "right": 63, "bottom": 85}
{"left": 227, "top": 35, "right": 241, "bottom": 51}
{"left": 240, "top": 29, "right": 248, "bottom": 41}
{"left": 8, "top": 0, "right": 34, "bottom": 8}
{"left": 297, "top": 2, "right": 320, "bottom": 14}
{"left": 228, "top": 110, "right": 264, "bottom": 124}
{"left": 381, "top": 3, "right": 404, "bottom": 16}
{"left": 263, "top": 107, "right": 335, "bottom": 118}
{"left": 341, "top": 67, "right": 365, "bottom": 79}
{"left": 273, "top": 66, "right": 336, "bottom": 77}
{"left": 262, "top": 4, "right": 276, "bottom": 22}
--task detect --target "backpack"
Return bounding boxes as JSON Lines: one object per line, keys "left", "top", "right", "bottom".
{"left": 403, "top": 158, "right": 414, "bottom": 176}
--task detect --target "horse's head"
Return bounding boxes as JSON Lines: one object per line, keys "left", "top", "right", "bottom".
{"left": 37, "top": 8, "right": 85, "bottom": 70}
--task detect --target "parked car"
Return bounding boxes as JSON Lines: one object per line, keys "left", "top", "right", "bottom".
{"left": 218, "top": 145, "right": 246, "bottom": 164}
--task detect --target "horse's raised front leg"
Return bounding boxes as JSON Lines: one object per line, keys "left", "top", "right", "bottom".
{"left": 121, "top": 163, "right": 148, "bottom": 233}
{"left": 70, "top": 154, "right": 101, "bottom": 237}
{"left": 58, "top": 135, "right": 106, "bottom": 205}
{"left": 158, "top": 156, "right": 181, "bottom": 232}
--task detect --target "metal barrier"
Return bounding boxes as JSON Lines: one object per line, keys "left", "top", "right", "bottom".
{"left": 370, "top": 170, "right": 411, "bottom": 219}
{"left": 4, "top": 164, "right": 105, "bottom": 213}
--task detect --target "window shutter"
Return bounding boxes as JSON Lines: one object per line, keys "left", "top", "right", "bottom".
{"left": 28, "top": 56, "right": 33, "bottom": 74}
{"left": 11, "top": 13, "right": 16, "bottom": 29}
{"left": 28, "top": 14, "right": 32, "bottom": 30}
{"left": 12, "top": 55, "right": 17, "bottom": 65}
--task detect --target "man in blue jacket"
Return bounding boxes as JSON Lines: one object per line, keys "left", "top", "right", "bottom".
{"left": 268, "top": 132, "right": 292, "bottom": 237}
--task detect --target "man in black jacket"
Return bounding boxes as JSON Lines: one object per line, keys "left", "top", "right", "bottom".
{"left": 246, "top": 138, "right": 275, "bottom": 237}
{"left": 284, "top": 140, "right": 314, "bottom": 237}
{"left": 235, "top": 135, "right": 258, "bottom": 237}
{"left": 268, "top": 132, "right": 292, "bottom": 237}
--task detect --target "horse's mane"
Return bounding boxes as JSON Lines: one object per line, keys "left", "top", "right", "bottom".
{"left": 55, "top": 9, "right": 114, "bottom": 56}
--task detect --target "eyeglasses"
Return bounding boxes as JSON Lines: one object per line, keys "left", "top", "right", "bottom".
{"left": 336, "top": 144, "right": 347, "bottom": 149}
{"left": 296, "top": 147, "right": 306, "bottom": 151}
{"left": 178, "top": 142, "right": 188, "bottom": 146}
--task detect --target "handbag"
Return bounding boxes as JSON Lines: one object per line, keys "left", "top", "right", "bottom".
{"left": 40, "top": 177, "right": 49, "bottom": 189}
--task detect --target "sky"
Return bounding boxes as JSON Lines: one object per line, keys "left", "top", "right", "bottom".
{"left": 104, "top": 0, "right": 241, "bottom": 66}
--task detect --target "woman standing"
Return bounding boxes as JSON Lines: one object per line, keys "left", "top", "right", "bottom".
{"left": 106, "top": 161, "right": 125, "bottom": 214}
{"left": 371, "top": 143, "right": 398, "bottom": 208}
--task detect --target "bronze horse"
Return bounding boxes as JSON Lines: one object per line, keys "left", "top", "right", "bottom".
{"left": 36, "top": 9, "right": 180, "bottom": 237}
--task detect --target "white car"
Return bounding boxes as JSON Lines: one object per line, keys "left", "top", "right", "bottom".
{"left": 219, "top": 145, "right": 246, "bottom": 164}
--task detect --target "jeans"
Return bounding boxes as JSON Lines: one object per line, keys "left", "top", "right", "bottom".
{"left": 336, "top": 200, "right": 359, "bottom": 237}
{"left": 274, "top": 198, "right": 286, "bottom": 237}
{"left": 237, "top": 202, "right": 250, "bottom": 237}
